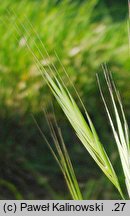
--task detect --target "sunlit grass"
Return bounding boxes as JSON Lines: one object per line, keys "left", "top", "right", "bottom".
{"left": 0, "top": 0, "right": 128, "bottom": 114}
{"left": 1, "top": 0, "right": 130, "bottom": 200}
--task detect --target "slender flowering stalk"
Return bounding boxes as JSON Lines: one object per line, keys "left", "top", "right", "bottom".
{"left": 97, "top": 66, "right": 130, "bottom": 198}
{"left": 32, "top": 111, "right": 83, "bottom": 200}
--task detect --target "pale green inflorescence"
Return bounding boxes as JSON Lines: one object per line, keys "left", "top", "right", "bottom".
{"left": 42, "top": 69, "right": 124, "bottom": 199}
{"left": 97, "top": 67, "right": 130, "bottom": 198}
{"left": 33, "top": 111, "right": 83, "bottom": 200}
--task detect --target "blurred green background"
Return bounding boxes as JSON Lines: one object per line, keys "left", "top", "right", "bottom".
{"left": 0, "top": 0, "right": 130, "bottom": 199}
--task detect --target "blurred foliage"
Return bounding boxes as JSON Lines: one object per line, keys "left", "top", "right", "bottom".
{"left": 0, "top": 0, "right": 129, "bottom": 199}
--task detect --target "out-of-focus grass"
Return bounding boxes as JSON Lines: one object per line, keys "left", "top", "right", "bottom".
{"left": 0, "top": 0, "right": 130, "bottom": 199}
{"left": 0, "top": 178, "right": 23, "bottom": 199}
{"left": 0, "top": 0, "right": 129, "bottom": 115}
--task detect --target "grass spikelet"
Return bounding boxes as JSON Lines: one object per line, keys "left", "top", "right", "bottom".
{"left": 32, "top": 110, "right": 83, "bottom": 200}
{"left": 42, "top": 69, "right": 124, "bottom": 199}
{"left": 97, "top": 65, "right": 130, "bottom": 198}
